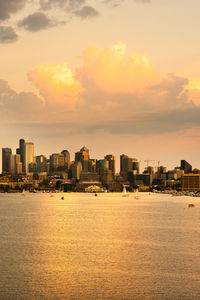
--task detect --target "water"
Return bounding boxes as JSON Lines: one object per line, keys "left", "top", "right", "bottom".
{"left": 0, "top": 192, "right": 200, "bottom": 299}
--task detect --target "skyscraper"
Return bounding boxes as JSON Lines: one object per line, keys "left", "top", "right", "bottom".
{"left": 75, "top": 146, "right": 90, "bottom": 171}
{"left": 132, "top": 160, "right": 140, "bottom": 174}
{"left": 2, "top": 148, "right": 12, "bottom": 173}
{"left": 120, "top": 154, "right": 134, "bottom": 181}
{"left": 9, "top": 154, "right": 21, "bottom": 174}
{"left": 97, "top": 159, "right": 109, "bottom": 175}
{"left": 61, "top": 150, "right": 70, "bottom": 164}
{"left": 24, "top": 141, "right": 34, "bottom": 174}
{"left": 104, "top": 154, "right": 116, "bottom": 176}
{"left": 72, "top": 161, "right": 82, "bottom": 180}
{"left": 50, "top": 153, "right": 65, "bottom": 172}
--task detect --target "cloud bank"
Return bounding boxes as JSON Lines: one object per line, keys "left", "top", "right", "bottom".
{"left": 0, "top": 79, "right": 44, "bottom": 121}
{"left": 0, "top": 0, "right": 27, "bottom": 21}
{"left": 0, "top": 0, "right": 152, "bottom": 43}
{"left": 0, "top": 26, "right": 18, "bottom": 43}
{"left": 18, "top": 12, "right": 55, "bottom": 32}
{"left": 74, "top": 6, "right": 100, "bottom": 19}
{"left": 1, "top": 42, "right": 200, "bottom": 138}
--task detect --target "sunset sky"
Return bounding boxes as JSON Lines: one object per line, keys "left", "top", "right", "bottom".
{"left": 1, "top": 0, "right": 200, "bottom": 171}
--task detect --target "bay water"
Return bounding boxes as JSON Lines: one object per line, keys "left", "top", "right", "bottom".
{"left": 0, "top": 192, "right": 199, "bottom": 299}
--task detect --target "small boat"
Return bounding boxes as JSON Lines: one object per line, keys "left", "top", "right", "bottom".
{"left": 188, "top": 203, "right": 195, "bottom": 208}
{"left": 134, "top": 189, "right": 140, "bottom": 199}
{"left": 122, "top": 186, "right": 129, "bottom": 197}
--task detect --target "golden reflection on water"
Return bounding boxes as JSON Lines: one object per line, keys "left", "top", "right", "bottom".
{"left": 0, "top": 192, "right": 200, "bottom": 299}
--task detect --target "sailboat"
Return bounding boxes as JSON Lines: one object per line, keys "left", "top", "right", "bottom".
{"left": 122, "top": 185, "right": 129, "bottom": 197}
{"left": 134, "top": 189, "right": 140, "bottom": 199}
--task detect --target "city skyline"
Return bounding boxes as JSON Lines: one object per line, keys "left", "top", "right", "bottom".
{"left": 1, "top": 1, "right": 200, "bottom": 170}
{"left": 0, "top": 138, "right": 195, "bottom": 174}
{"left": 1, "top": 138, "right": 196, "bottom": 193}
{"left": 0, "top": 136, "right": 198, "bottom": 173}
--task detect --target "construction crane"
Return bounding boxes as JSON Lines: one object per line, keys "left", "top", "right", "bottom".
{"left": 144, "top": 160, "right": 155, "bottom": 168}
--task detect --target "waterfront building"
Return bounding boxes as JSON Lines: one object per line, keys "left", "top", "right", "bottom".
{"left": 167, "top": 168, "right": 184, "bottom": 180}
{"left": 193, "top": 168, "right": 200, "bottom": 174}
{"left": 79, "top": 171, "right": 100, "bottom": 182}
{"left": 182, "top": 174, "right": 200, "bottom": 190}
{"left": 181, "top": 160, "right": 192, "bottom": 174}
{"left": 2, "top": 148, "right": 12, "bottom": 173}
{"left": 128, "top": 173, "right": 152, "bottom": 187}
{"left": 156, "top": 166, "right": 167, "bottom": 181}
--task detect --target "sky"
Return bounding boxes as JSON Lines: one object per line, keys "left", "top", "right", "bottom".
{"left": 1, "top": 0, "right": 200, "bottom": 171}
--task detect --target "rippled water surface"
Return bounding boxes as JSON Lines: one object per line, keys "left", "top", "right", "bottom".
{"left": 0, "top": 192, "right": 200, "bottom": 299}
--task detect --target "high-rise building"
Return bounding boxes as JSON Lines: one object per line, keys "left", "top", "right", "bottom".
{"left": 2, "top": 148, "right": 12, "bottom": 173}
{"left": 104, "top": 154, "right": 116, "bottom": 176}
{"left": 9, "top": 154, "right": 16, "bottom": 174}
{"left": 75, "top": 146, "right": 90, "bottom": 171}
{"left": 132, "top": 160, "right": 140, "bottom": 174}
{"left": 88, "top": 159, "right": 97, "bottom": 173}
{"left": 24, "top": 141, "right": 34, "bottom": 174}
{"left": 29, "top": 162, "right": 37, "bottom": 173}
{"left": 97, "top": 159, "right": 109, "bottom": 175}
{"left": 16, "top": 139, "right": 25, "bottom": 171}
{"left": 36, "top": 155, "right": 47, "bottom": 172}
{"left": 9, "top": 154, "right": 20, "bottom": 174}
{"left": 16, "top": 162, "right": 22, "bottom": 174}
{"left": 50, "top": 153, "right": 65, "bottom": 172}
{"left": 72, "top": 161, "right": 82, "bottom": 180}
{"left": 61, "top": 150, "right": 70, "bottom": 164}
{"left": 101, "top": 169, "right": 114, "bottom": 187}
{"left": 120, "top": 154, "right": 134, "bottom": 181}
{"left": 181, "top": 160, "right": 192, "bottom": 174}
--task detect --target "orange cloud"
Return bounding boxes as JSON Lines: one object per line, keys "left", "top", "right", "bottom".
{"left": 27, "top": 42, "right": 200, "bottom": 121}
{"left": 78, "top": 41, "right": 161, "bottom": 94}
{"left": 185, "top": 78, "right": 200, "bottom": 106}
{"left": 28, "top": 63, "right": 83, "bottom": 108}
